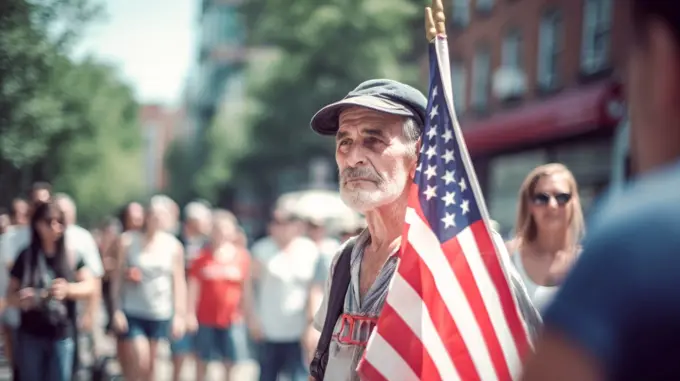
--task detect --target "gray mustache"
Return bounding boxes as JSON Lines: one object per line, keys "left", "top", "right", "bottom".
{"left": 341, "top": 167, "right": 381, "bottom": 182}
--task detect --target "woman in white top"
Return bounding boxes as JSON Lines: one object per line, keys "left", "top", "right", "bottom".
{"left": 110, "top": 200, "right": 187, "bottom": 381}
{"left": 507, "top": 163, "right": 585, "bottom": 314}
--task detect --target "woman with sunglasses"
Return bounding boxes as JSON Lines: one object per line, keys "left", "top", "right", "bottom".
{"left": 6, "top": 201, "right": 96, "bottom": 381}
{"left": 507, "top": 163, "right": 585, "bottom": 314}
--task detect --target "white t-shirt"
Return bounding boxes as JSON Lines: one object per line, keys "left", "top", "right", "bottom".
{"left": 252, "top": 236, "right": 319, "bottom": 342}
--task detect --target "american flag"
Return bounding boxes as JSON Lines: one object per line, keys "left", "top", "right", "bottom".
{"left": 356, "top": 36, "right": 532, "bottom": 381}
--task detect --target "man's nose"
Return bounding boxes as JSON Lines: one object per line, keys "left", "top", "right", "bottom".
{"left": 345, "top": 144, "right": 366, "bottom": 167}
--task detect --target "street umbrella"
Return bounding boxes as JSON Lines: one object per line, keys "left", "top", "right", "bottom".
{"left": 276, "top": 189, "right": 358, "bottom": 225}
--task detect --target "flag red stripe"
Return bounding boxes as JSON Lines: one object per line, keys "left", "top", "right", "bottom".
{"left": 376, "top": 304, "right": 440, "bottom": 378}
{"left": 397, "top": 240, "right": 479, "bottom": 380}
{"left": 356, "top": 358, "right": 389, "bottom": 381}
{"left": 470, "top": 223, "right": 532, "bottom": 356}
{"left": 410, "top": 198, "right": 513, "bottom": 380}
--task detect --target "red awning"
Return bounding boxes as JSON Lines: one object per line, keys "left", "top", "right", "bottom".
{"left": 461, "top": 81, "right": 623, "bottom": 156}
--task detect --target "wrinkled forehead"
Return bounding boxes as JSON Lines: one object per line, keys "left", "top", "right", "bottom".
{"left": 337, "top": 107, "right": 404, "bottom": 139}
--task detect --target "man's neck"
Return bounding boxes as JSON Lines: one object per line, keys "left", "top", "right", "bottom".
{"left": 364, "top": 199, "right": 407, "bottom": 255}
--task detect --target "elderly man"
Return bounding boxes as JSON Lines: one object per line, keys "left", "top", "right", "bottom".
{"left": 306, "top": 77, "right": 540, "bottom": 380}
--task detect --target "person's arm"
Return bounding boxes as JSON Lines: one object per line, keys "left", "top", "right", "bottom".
{"left": 109, "top": 234, "right": 129, "bottom": 315}
{"left": 66, "top": 263, "right": 96, "bottom": 300}
{"left": 5, "top": 278, "right": 21, "bottom": 307}
{"left": 77, "top": 229, "right": 104, "bottom": 330}
{"left": 172, "top": 240, "right": 187, "bottom": 320}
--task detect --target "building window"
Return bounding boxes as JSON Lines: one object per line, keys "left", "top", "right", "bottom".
{"left": 537, "top": 9, "right": 563, "bottom": 90}
{"left": 451, "top": 60, "right": 467, "bottom": 113}
{"left": 502, "top": 29, "right": 522, "bottom": 70}
{"left": 477, "top": 0, "right": 494, "bottom": 13}
{"left": 472, "top": 44, "right": 491, "bottom": 110}
{"left": 452, "top": 0, "right": 470, "bottom": 27}
{"left": 581, "top": 0, "right": 612, "bottom": 74}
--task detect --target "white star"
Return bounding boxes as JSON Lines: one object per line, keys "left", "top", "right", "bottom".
{"left": 424, "top": 164, "right": 437, "bottom": 179}
{"left": 442, "top": 129, "right": 453, "bottom": 143}
{"left": 442, "top": 170, "right": 455, "bottom": 185}
{"left": 432, "top": 86, "right": 438, "bottom": 100}
{"left": 429, "top": 104, "right": 439, "bottom": 120}
{"left": 425, "top": 145, "right": 437, "bottom": 160}
{"left": 441, "top": 212, "right": 456, "bottom": 228}
{"left": 415, "top": 161, "right": 422, "bottom": 172}
{"left": 442, "top": 149, "right": 454, "bottom": 163}
{"left": 423, "top": 185, "right": 437, "bottom": 200}
{"left": 459, "top": 177, "right": 467, "bottom": 192}
{"left": 426, "top": 125, "right": 437, "bottom": 140}
{"left": 460, "top": 199, "right": 470, "bottom": 215}
{"left": 441, "top": 191, "right": 456, "bottom": 206}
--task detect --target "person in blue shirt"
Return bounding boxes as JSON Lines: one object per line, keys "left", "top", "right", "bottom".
{"left": 521, "top": 0, "right": 680, "bottom": 380}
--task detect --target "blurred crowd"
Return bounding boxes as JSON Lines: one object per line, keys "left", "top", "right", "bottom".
{"left": 0, "top": 182, "right": 366, "bottom": 381}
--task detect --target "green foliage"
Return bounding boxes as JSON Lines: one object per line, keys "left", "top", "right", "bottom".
{"left": 0, "top": 0, "right": 144, "bottom": 225}
{"left": 187, "top": 0, "right": 425, "bottom": 201}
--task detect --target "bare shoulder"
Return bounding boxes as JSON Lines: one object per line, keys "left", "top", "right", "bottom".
{"left": 505, "top": 238, "right": 520, "bottom": 255}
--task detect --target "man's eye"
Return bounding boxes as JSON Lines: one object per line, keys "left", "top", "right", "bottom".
{"left": 338, "top": 140, "right": 350, "bottom": 146}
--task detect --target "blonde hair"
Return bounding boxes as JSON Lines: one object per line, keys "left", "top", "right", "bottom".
{"left": 514, "top": 163, "right": 585, "bottom": 248}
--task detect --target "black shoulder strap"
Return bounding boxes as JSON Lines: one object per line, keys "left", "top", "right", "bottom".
{"left": 309, "top": 237, "right": 357, "bottom": 381}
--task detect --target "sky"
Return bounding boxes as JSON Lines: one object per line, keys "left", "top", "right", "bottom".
{"left": 75, "top": 0, "right": 198, "bottom": 105}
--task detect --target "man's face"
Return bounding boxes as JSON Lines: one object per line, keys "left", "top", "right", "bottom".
{"left": 335, "top": 107, "right": 418, "bottom": 213}
{"left": 11, "top": 200, "right": 29, "bottom": 225}
{"left": 31, "top": 189, "right": 50, "bottom": 204}
{"left": 627, "top": 19, "right": 680, "bottom": 173}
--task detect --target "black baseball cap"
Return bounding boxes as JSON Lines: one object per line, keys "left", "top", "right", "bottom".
{"left": 310, "top": 79, "right": 428, "bottom": 135}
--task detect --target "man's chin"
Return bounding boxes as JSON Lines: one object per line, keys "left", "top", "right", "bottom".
{"left": 340, "top": 191, "right": 388, "bottom": 213}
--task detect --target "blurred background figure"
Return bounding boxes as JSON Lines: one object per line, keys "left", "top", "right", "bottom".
{"left": 53, "top": 193, "right": 105, "bottom": 378}
{"left": 8, "top": 200, "right": 97, "bottom": 381}
{"left": 506, "top": 164, "right": 585, "bottom": 315}
{"left": 151, "top": 195, "right": 180, "bottom": 235}
{"left": 0, "top": 181, "right": 53, "bottom": 380}
{"left": 244, "top": 208, "right": 318, "bottom": 381}
{"left": 305, "top": 216, "right": 339, "bottom": 259}
{"left": 188, "top": 209, "right": 250, "bottom": 381}
{"left": 111, "top": 200, "right": 187, "bottom": 381}
{"left": 0, "top": 209, "right": 9, "bottom": 236}
{"left": 171, "top": 199, "right": 212, "bottom": 381}
{"left": 9, "top": 198, "right": 29, "bottom": 227}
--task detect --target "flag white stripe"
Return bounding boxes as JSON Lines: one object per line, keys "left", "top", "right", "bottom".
{"left": 405, "top": 208, "right": 500, "bottom": 381}
{"left": 387, "top": 272, "right": 462, "bottom": 381}
{"left": 458, "top": 229, "right": 523, "bottom": 378}
{"left": 363, "top": 331, "right": 421, "bottom": 381}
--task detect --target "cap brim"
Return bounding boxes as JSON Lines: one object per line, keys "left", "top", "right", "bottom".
{"left": 310, "top": 95, "right": 415, "bottom": 135}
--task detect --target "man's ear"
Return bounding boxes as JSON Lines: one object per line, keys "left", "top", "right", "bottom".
{"left": 409, "top": 138, "right": 423, "bottom": 179}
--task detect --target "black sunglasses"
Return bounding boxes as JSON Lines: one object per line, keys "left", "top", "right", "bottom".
{"left": 531, "top": 192, "right": 572, "bottom": 206}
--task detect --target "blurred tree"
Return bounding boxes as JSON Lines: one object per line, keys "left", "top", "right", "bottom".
{"left": 187, "top": 0, "right": 425, "bottom": 204}
{"left": 165, "top": 138, "right": 195, "bottom": 206}
{"left": 0, "top": 0, "right": 144, "bottom": 225}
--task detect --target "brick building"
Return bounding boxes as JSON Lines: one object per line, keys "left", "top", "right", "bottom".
{"left": 139, "top": 104, "right": 180, "bottom": 193}
{"left": 443, "top": 0, "right": 628, "bottom": 234}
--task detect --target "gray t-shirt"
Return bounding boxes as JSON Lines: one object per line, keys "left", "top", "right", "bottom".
{"left": 313, "top": 230, "right": 541, "bottom": 381}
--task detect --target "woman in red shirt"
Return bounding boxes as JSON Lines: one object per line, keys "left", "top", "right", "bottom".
{"left": 187, "top": 209, "right": 250, "bottom": 381}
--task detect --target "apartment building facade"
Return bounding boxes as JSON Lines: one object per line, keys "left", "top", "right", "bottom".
{"left": 444, "top": 0, "right": 628, "bottom": 234}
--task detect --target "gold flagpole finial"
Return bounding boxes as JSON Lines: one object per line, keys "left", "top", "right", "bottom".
{"left": 425, "top": 0, "right": 447, "bottom": 42}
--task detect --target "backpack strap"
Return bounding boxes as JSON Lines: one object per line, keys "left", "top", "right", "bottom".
{"left": 309, "top": 236, "right": 357, "bottom": 381}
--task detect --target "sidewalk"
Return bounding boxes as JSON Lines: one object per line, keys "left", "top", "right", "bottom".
{"left": 95, "top": 333, "right": 259, "bottom": 380}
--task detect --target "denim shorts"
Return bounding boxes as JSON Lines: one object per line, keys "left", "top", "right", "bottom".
{"left": 170, "top": 332, "right": 195, "bottom": 355}
{"left": 194, "top": 324, "right": 247, "bottom": 362}
{"left": 119, "top": 314, "right": 169, "bottom": 340}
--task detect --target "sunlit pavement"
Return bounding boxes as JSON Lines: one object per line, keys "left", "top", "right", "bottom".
{"left": 93, "top": 329, "right": 260, "bottom": 380}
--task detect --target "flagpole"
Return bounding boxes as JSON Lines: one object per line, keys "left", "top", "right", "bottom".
{"left": 433, "top": 36, "right": 493, "bottom": 226}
